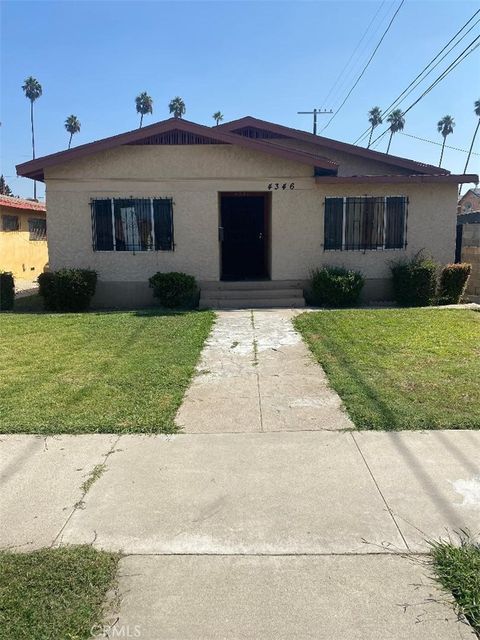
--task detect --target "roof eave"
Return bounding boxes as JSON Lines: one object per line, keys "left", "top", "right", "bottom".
{"left": 16, "top": 117, "right": 338, "bottom": 181}
{"left": 315, "top": 174, "right": 479, "bottom": 185}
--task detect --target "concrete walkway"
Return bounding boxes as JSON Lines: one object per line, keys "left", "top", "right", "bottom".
{"left": 1, "top": 310, "right": 479, "bottom": 638}
{"left": 176, "top": 309, "right": 353, "bottom": 432}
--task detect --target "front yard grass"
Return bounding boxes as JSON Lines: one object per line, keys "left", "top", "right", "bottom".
{"left": 294, "top": 308, "right": 480, "bottom": 430}
{"left": 0, "top": 310, "right": 214, "bottom": 433}
{"left": 0, "top": 545, "right": 119, "bottom": 640}
{"left": 431, "top": 535, "right": 480, "bottom": 635}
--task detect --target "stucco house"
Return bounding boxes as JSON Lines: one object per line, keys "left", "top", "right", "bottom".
{"left": 0, "top": 195, "right": 48, "bottom": 281}
{"left": 16, "top": 116, "right": 478, "bottom": 308}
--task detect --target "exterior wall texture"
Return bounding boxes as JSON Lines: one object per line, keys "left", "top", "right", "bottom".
{"left": 0, "top": 207, "right": 48, "bottom": 280}
{"left": 44, "top": 144, "right": 460, "bottom": 305}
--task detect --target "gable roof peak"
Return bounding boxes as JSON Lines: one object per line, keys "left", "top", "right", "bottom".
{"left": 218, "top": 115, "right": 449, "bottom": 176}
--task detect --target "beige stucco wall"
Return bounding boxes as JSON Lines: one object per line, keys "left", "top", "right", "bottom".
{"left": 44, "top": 144, "right": 459, "bottom": 300}
{"left": 0, "top": 208, "right": 48, "bottom": 280}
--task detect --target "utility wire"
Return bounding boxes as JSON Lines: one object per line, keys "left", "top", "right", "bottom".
{"left": 370, "top": 36, "right": 480, "bottom": 149}
{"left": 400, "top": 132, "right": 480, "bottom": 156}
{"left": 320, "top": 1, "right": 386, "bottom": 110}
{"left": 353, "top": 9, "right": 480, "bottom": 144}
{"left": 320, "top": 0, "right": 405, "bottom": 133}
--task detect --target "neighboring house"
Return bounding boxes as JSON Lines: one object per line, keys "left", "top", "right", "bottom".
{"left": 457, "top": 188, "right": 480, "bottom": 214}
{"left": 16, "top": 116, "right": 478, "bottom": 307}
{"left": 456, "top": 210, "right": 480, "bottom": 299}
{"left": 0, "top": 195, "right": 48, "bottom": 281}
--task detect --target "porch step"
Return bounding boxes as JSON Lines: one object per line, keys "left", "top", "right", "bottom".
{"left": 200, "top": 296, "right": 305, "bottom": 309}
{"left": 201, "top": 280, "right": 304, "bottom": 291}
{"left": 202, "top": 288, "right": 304, "bottom": 301}
{"left": 199, "top": 282, "right": 306, "bottom": 309}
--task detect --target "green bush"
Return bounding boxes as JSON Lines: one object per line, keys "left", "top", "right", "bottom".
{"left": 149, "top": 271, "right": 198, "bottom": 308}
{"left": 391, "top": 255, "right": 438, "bottom": 307}
{"left": 438, "top": 263, "right": 472, "bottom": 304}
{"left": 0, "top": 271, "right": 15, "bottom": 311}
{"left": 310, "top": 266, "right": 365, "bottom": 307}
{"left": 38, "top": 269, "right": 97, "bottom": 311}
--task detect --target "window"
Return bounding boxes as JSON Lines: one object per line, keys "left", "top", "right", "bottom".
{"left": 324, "top": 196, "right": 407, "bottom": 251}
{"left": 91, "top": 198, "right": 174, "bottom": 251}
{"left": 2, "top": 214, "right": 19, "bottom": 231}
{"left": 28, "top": 218, "right": 47, "bottom": 241}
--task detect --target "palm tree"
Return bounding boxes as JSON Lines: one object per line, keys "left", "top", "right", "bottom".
{"left": 367, "top": 106, "right": 382, "bottom": 149}
{"left": 386, "top": 109, "right": 405, "bottom": 154}
{"left": 463, "top": 99, "right": 480, "bottom": 175}
{"left": 65, "top": 115, "right": 81, "bottom": 149}
{"left": 437, "top": 115, "right": 455, "bottom": 167}
{"left": 213, "top": 111, "right": 224, "bottom": 126}
{"left": 169, "top": 97, "right": 186, "bottom": 119}
{"left": 22, "top": 76, "right": 42, "bottom": 199}
{"left": 135, "top": 91, "right": 153, "bottom": 128}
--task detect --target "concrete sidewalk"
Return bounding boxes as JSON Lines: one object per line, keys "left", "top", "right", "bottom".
{"left": 1, "top": 431, "right": 479, "bottom": 638}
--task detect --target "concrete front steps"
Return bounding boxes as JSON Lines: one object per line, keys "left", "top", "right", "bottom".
{"left": 199, "top": 281, "right": 306, "bottom": 309}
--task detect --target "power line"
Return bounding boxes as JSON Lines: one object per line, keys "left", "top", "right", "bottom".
{"left": 400, "top": 132, "right": 480, "bottom": 156}
{"left": 353, "top": 9, "right": 480, "bottom": 145}
{"left": 370, "top": 36, "right": 480, "bottom": 149}
{"left": 320, "top": 1, "right": 386, "bottom": 110}
{"left": 320, "top": 0, "right": 405, "bottom": 133}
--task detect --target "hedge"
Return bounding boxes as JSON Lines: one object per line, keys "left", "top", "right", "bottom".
{"left": 310, "top": 266, "right": 365, "bottom": 307}
{"left": 38, "top": 269, "right": 97, "bottom": 311}
{"left": 149, "top": 272, "right": 198, "bottom": 308}
{"left": 0, "top": 272, "right": 15, "bottom": 311}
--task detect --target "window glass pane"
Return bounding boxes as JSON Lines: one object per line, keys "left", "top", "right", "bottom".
{"left": 28, "top": 218, "right": 46, "bottom": 241}
{"left": 114, "top": 199, "right": 153, "bottom": 251}
{"left": 345, "top": 197, "right": 384, "bottom": 250}
{"left": 385, "top": 197, "right": 406, "bottom": 249}
{"left": 324, "top": 198, "right": 343, "bottom": 249}
{"left": 153, "top": 199, "right": 173, "bottom": 250}
{"left": 2, "top": 215, "right": 19, "bottom": 231}
{"left": 91, "top": 199, "right": 113, "bottom": 250}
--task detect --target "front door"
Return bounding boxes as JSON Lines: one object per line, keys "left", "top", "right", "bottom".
{"left": 220, "top": 193, "right": 269, "bottom": 280}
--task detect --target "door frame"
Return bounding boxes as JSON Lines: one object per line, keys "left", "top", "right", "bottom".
{"left": 218, "top": 191, "right": 272, "bottom": 281}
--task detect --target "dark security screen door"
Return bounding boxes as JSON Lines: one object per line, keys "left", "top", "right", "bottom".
{"left": 220, "top": 194, "right": 268, "bottom": 281}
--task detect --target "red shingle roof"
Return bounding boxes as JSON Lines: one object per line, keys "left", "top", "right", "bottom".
{"left": 0, "top": 195, "right": 46, "bottom": 212}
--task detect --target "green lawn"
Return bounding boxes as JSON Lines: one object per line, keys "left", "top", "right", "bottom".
{"left": 0, "top": 310, "right": 214, "bottom": 433}
{"left": 431, "top": 536, "right": 480, "bottom": 635}
{"left": 0, "top": 546, "right": 119, "bottom": 640}
{"left": 294, "top": 308, "right": 480, "bottom": 430}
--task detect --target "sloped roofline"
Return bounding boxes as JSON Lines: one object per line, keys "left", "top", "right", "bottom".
{"left": 0, "top": 194, "right": 46, "bottom": 212}
{"left": 16, "top": 117, "right": 338, "bottom": 181}
{"left": 218, "top": 116, "right": 449, "bottom": 176}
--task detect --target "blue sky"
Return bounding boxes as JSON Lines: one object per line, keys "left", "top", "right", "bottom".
{"left": 1, "top": 0, "right": 479, "bottom": 200}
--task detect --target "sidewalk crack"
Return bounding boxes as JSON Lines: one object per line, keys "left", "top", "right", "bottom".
{"left": 351, "top": 432, "right": 410, "bottom": 552}
{"left": 250, "top": 310, "right": 264, "bottom": 432}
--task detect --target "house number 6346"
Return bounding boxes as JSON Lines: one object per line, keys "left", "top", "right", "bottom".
{"left": 268, "top": 182, "right": 295, "bottom": 191}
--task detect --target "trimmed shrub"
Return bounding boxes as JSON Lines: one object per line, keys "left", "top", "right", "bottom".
{"left": 0, "top": 271, "right": 15, "bottom": 311}
{"left": 391, "top": 255, "right": 438, "bottom": 307}
{"left": 438, "top": 263, "right": 472, "bottom": 304}
{"left": 310, "top": 266, "right": 365, "bottom": 307}
{"left": 149, "top": 271, "right": 198, "bottom": 308}
{"left": 38, "top": 269, "right": 97, "bottom": 311}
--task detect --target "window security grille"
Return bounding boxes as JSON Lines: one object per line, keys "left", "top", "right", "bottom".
{"left": 2, "top": 215, "right": 19, "bottom": 231}
{"left": 91, "top": 198, "right": 174, "bottom": 252}
{"left": 324, "top": 196, "right": 407, "bottom": 251}
{"left": 28, "top": 218, "right": 46, "bottom": 241}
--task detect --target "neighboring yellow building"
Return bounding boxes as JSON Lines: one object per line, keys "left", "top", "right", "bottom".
{"left": 0, "top": 194, "right": 48, "bottom": 281}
